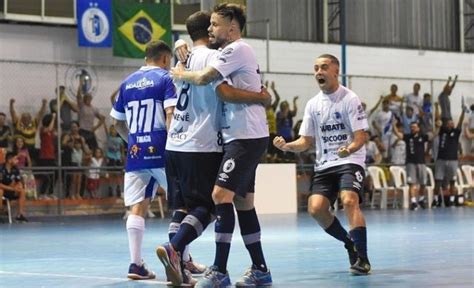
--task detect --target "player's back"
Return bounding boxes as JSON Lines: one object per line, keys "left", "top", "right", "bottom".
{"left": 112, "top": 66, "right": 177, "bottom": 171}
{"left": 166, "top": 46, "right": 223, "bottom": 153}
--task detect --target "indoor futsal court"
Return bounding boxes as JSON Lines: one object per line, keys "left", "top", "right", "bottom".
{"left": 1, "top": 208, "right": 473, "bottom": 287}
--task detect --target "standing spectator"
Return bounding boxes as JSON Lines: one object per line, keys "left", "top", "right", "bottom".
{"left": 277, "top": 96, "right": 298, "bottom": 142}
{"left": 420, "top": 93, "right": 434, "bottom": 134}
{"left": 405, "top": 83, "right": 423, "bottom": 115}
{"left": 0, "top": 152, "right": 28, "bottom": 222}
{"left": 86, "top": 148, "right": 106, "bottom": 199}
{"left": 393, "top": 120, "right": 434, "bottom": 210}
{"left": 10, "top": 98, "right": 47, "bottom": 164}
{"left": 77, "top": 79, "right": 105, "bottom": 150}
{"left": 389, "top": 122, "right": 406, "bottom": 165}
{"left": 401, "top": 105, "right": 420, "bottom": 134}
{"left": 0, "top": 112, "right": 12, "bottom": 150}
{"left": 265, "top": 81, "right": 280, "bottom": 162}
{"left": 37, "top": 113, "right": 57, "bottom": 199}
{"left": 105, "top": 124, "right": 124, "bottom": 197}
{"left": 438, "top": 75, "right": 458, "bottom": 123}
{"left": 433, "top": 107, "right": 465, "bottom": 207}
{"left": 13, "top": 137, "right": 32, "bottom": 170}
{"left": 384, "top": 84, "right": 403, "bottom": 119}
{"left": 49, "top": 85, "right": 79, "bottom": 132}
{"left": 372, "top": 99, "right": 394, "bottom": 161}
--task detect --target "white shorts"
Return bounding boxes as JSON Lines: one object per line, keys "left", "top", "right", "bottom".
{"left": 123, "top": 168, "right": 167, "bottom": 207}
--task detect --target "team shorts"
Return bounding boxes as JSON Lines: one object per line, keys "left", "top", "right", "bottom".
{"left": 165, "top": 150, "right": 223, "bottom": 211}
{"left": 215, "top": 137, "right": 269, "bottom": 197}
{"left": 406, "top": 163, "right": 427, "bottom": 185}
{"left": 123, "top": 168, "right": 167, "bottom": 207}
{"left": 434, "top": 159, "right": 458, "bottom": 182}
{"left": 311, "top": 164, "right": 365, "bottom": 205}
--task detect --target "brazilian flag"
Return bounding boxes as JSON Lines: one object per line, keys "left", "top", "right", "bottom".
{"left": 112, "top": 0, "right": 171, "bottom": 58}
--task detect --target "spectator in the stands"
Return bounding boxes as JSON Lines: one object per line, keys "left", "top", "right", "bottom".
{"left": 277, "top": 96, "right": 298, "bottom": 142}
{"left": 49, "top": 85, "right": 79, "bottom": 132}
{"left": 13, "top": 137, "right": 31, "bottom": 170}
{"left": 464, "top": 104, "right": 474, "bottom": 156}
{"left": 105, "top": 124, "right": 124, "bottom": 197}
{"left": 265, "top": 81, "right": 280, "bottom": 162}
{"left": 0, "top": 112, "right": 12, "bottom": 151}
{"left": 384, "top": 84, "right": 403, "bottom": 119}
{"left": 0, "top": 152, "right": 28, "bottom": 222}
{"left": 77, "top": 79, "right": 105, "bottom": 150}
{"left": 372, "top": 99, "right": 394, "bottom": 161}
{"left": 438, "top": 75, "right": 458, "bottom": 123}
{"left": 10, "top": 98, "right": 47, "bottom": 164}
{"left": 37, "top": 113, "right": 57, "bottom": 200}
{"left": 405, "top": 83, "right": 423, "bottom": 116}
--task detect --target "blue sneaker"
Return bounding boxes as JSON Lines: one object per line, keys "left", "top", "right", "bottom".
{"left": 127, "top": 262, "right": 156, "bottom": 280}
{"left": 195, "top": 266, "right": 231, "bottom": 288}
{"left": 235, "top": 265, "right": 272, "bottom": 287}
{"left": 156, "top": 243, "right": 183, "bottom": 286}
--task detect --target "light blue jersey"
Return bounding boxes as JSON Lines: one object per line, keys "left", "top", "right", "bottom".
{"left": 110, "top": 66, "right": 177, "bottom": 172}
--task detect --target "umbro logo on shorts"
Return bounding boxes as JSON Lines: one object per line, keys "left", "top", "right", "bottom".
{"left": 219, "top": 173, "right": 229, "bottom": 182}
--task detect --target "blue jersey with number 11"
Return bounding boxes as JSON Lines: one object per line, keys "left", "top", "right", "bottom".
{"left": 110, "top": 66, "right": 177, "bottom": 172}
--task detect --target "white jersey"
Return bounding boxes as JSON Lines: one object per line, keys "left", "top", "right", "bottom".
{"left": 299, "top": 85, "right": 368, "bottom": 171}
{"left": 210, "top": 39, "right": 269, "bottom": 143}
{"left": 166, "top": 46, "right": 223, "bottom": 153}
{"left": 405, "top": 93, "right": 423, "bottom": 115}
{"left": 373, "top": 110, "right": 393, "bottom": 137}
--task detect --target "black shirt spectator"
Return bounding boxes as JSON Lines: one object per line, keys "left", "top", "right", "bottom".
{"left": 437, "top": 126, "right": 461, "bottom": 160}
{"left": 403, "top": 133, "right": 429, "bottom": 164}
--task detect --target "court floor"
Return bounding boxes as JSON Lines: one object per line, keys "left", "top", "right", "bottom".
{"left": 1, "top": 208, "right": 473, "bottom": 287}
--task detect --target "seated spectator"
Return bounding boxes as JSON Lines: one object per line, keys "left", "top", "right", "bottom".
{"left": 384, "top": 84, "right": 403, "bottom": 119}
{"left": 10, "top": 98, "right": 47, "bottom": 164}
{"left": 0, "top": 152, "right": 28, "bottom": 222}
{"left": 105, "top": 124, "right": 124, "bottom": 197}
{"left": 13, "top": 137, "right": 32, "bottom": 170}
{"left": 438, "top": 75, "right": 458, "bottom": 123}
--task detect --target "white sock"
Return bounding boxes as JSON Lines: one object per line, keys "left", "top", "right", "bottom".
{"left": 127, "top": 214, "right": 145, "bottom": 265}
{"left": 450, "top": 195, "right": 455, "bottom": 202}
{"left": 411, "top": 197, "right": 417, "bottom": 203}
{"left": 182, "top": 245, "right": 190, "bottom": 262}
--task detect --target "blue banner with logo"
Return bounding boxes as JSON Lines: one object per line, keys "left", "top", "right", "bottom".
{"left": 77, "top": 0, "right": 112, "bottom": 47}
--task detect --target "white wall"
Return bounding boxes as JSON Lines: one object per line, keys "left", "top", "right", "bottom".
{"left": 0, "top": 22, "right": 473, "bottom": 122}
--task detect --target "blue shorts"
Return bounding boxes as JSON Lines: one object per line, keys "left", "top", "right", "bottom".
{"left": 215, "top": 137, "right": 268, "bottom": 197}
{"left": 311, "top": 164, "right": 365, "bottom": 205}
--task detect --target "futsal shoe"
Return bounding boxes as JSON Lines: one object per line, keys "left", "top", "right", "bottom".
{"left": 344, "top": 242, "right": 358, "bottom": 266}
{"left": 350, "top": 257, "right": 371, "bottom": 275}
{"left": 195, "top": 266, "right": 231, "bottom": 288}
{"left": 15, "top": 214, "right": 28, "bottom": 222}
{"left": 127, "top": 262, "right": 156, "bottom": 280}
{"left": 184, "top": 255, "right": 207, "bottom": 274}
{"left": 156, "top": 242, "right": 183, "bottom": 286}
{"left": 410, "top": 202, "right": 419, "bottom": 211}
{"left": 418, "top": 200, "right": 426, "bottom": 209}
{"left": 235, "top": 265, "right": 273, "bottom": 287}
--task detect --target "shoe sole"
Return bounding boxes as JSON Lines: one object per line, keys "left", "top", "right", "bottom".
{"left": 156, "top": 246, "right": 183, "bottom": 286}
{"left": 127, "top": 273, "right": 156, "bottom": 280}
{"left": 349, "top": 267, "right": 371, "bottom": 276}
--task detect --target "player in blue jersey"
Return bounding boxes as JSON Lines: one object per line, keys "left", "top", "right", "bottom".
{"left": 156, "top": 11, "right": 271, "bottom": 287}
{"left": 110, "top": 40, "right": 177, "bottom": 280}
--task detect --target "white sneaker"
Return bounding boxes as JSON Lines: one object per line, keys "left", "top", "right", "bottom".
{"left": 147, "top": 210, "right": 156, "bottom": 218}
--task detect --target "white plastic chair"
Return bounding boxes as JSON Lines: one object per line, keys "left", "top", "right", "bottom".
{"left": 2, "top": 196, "right": 12, "bottom": 224}
{"left": 389, "top": 166, "right": 410, "bottom": 209}
{"left": 456, "top": 167, "right": 472, "bottom": 202}
{"left": 367, "top": 166, "right": 392, "bottom": 209}
{"left": 425, "top": 166, "right": 435, "bottom": 208}
{"left": 461, "top": 165, "right": 474, "bottom": 201}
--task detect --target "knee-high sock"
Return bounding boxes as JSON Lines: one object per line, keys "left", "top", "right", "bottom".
{"left": 237, "top": 208, "right": 268, "bottom": 272}
{"left": 171, "top": 206, "right": 212, "bottom": 254}
{"left": 126, "top": 214, "right": 145, "bottom": 265}
{"left": 350, "top": 226, "right": 368, "bottom": 258}
{"left": 324, "top": 217, "right": 353, "bottom": 246}
{"left": 213, "top": 203, "right": 235, "bottom": 273}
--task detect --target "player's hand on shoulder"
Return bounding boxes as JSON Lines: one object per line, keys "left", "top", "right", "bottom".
{"left": 273, "top": 136, "right": 288, "bottom": 151}
{"left": 170, "top": 63, "right": 185, "bottom": 80}
{"left": 174, "top": 39, "right": 190, "bottom": 64}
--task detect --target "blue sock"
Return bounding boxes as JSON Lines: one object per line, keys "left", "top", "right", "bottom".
{"left": 171, "top": 206, "right": 211, "bottom": 253}
{"left": 169, "top": 210, "right": 187, "bottom": 241}
{"left": 213, "top": 203, "right": 235, "bottom": 273}
{"left": 237, "top": 209, "right": 268, "bottom": 272}
{"left": 324, "top": 217, "right": 352, "bottom": 246}
{"left": 350, "top": 226, "right": 368, "bottom": 258}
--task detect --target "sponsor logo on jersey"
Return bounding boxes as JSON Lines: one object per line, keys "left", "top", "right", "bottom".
{"left": 137, "top": 135, "right": 151, "bottom": 143}
{"left": 169, "top": 126, "right": 187, "bottom": 141}
{"left": 322, "top": 134, "right": 348, "bottom": 143}
{"left": 320, "top": 123, "right": 345, "bottom": 132}
{"left": 130, "top": 144, "right": 140, "bottom": 158}
{"left": 125, "top": 77, "right": 154, "bottom": 90}
{"left": 173, "top": 112, "right": 190, "bottom": 122}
